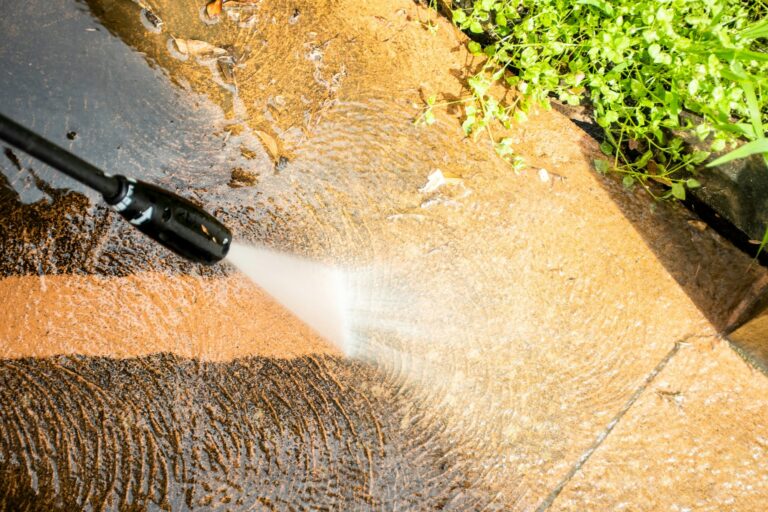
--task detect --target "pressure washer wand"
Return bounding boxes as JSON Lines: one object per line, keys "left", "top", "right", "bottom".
{"left": 0, "top": 112, "right": 232, "bottom": 264}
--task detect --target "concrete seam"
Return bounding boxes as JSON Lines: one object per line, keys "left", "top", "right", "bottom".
{"left": 534, "top": 340, "right": 685, "bottom": 512}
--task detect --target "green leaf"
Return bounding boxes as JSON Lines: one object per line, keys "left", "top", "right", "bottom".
{"left": 730, "top": 123, "right": 757, "bottom": 139}
{"left": 496, "top": 137, "right": 514, "bottom": 156}
{"left": 711, "top": 139, "right": 727, "bottom": 152}
{"left": 671, "top": 182, "right": 686, "bottom": 200}
{"left": 687, "top": 78, "right": 699, "bottom": 96}
{"left": 647, "top": 43, "right": 661, "bottom": 61}
{"left": 728, "top": 61, "right": 749, "bottom": 81}
{"left": 468, "top": 75, "right": 491, "bottom": 97}
{"left": 594, "top": 159, "right": 610, "bottom": 174}
{"left": 469, "top": 20, "right": 483, "bottom": 34}
{"left": 707, "top": 138, "right": 768, "bottom": 167}
{"left": 756, "top": 227, "right": 768, "bottom": 260}
{"left": 705, "top": 48, "right": 768, "bottom": 63}
{"left": 741, "top": 20, "right": 768, "bottom": 40}
{"left": 689, "top": 151, "right": 710, "bottom": 165}
{"left": 462, "top": 117, "right": 475, "bottom": 134}
{"left": 452, "top": 9, "right": 467, "bottom": 24}
{"left": 575, "top": 0, "right": 614, "bottom": 16}
{"left": 637, "top": 150, "right": 653, "bottom": 167}
{"left": 742, "top": 81, "right": 764, "bottom": 141}
{"left": 686, "top": 178, "right": 701, "bottom": 189}
{"left": 600, "top": 141, "right": 614, "bottom": 156}
{"left": 468, "top": 41, "right": 483, "bottom": 54}
{"left": 622, "top": 175, "right": 635, "bottom": 188}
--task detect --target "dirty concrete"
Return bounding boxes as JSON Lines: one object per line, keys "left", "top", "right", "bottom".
{"left": 0, "top": 355, "right": 495, "bottom": 511}
{"left": 1, "top": 0, "right": 768, "bottom": 510}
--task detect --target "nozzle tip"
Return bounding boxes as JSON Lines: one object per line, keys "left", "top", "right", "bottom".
{"left": 105, "top": 176, "right": 232, "bottom": 264}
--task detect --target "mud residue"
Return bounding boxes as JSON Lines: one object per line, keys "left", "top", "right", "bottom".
{"left": 82, "top": 0, "right": 470, "bottom": 166}
{"left": 0, "top": 354, "right": 499, "bottom": 511}
{"left": 0, "top": 162, "right": 111, "bottom": 276}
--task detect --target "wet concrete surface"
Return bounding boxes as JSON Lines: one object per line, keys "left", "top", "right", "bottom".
{"left": 0, "top": 355, "right": 495, "bottom": 511}
{"left": 2, "top": 0, "right": 768, "bottom": 510}
{"left": 552, "top": 338, "right": 768, "bottom": 511}
{"left": 0, "top": 273, "right": 338, "bottom": 360}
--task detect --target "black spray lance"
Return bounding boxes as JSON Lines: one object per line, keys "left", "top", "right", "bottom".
{"left": 0, "top": 113, "right": 232, "bottom": 264}
{"left": 0, "top": 113, "right": 350, "bottom": 348}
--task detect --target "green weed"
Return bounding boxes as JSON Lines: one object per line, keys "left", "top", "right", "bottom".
{"left": 437, "top": 0, "right": 768, "bottom": 199}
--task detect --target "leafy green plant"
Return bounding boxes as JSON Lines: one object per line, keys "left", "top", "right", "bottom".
{"left": 415, "top": 89, "right": 527, "bottom": 170}
{"left": 756, "top": 227, "right": 768, "bottom": 260}
{"left": 442, "top": 0, "right": 768, "bottom": 199}
{"left": 418, "top": 0, "right": 442, "bottom": 34}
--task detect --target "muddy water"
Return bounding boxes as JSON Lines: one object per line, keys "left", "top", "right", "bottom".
{"left": 1, "top": 0, "right": 766, "bottom": 510}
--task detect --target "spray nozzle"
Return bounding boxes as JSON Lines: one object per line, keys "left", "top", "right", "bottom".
{"left": 105, "top": 175, "right": 232, "bottom": 264}
{"left": 0, "top": 112, "right": 232, "bottom": 265}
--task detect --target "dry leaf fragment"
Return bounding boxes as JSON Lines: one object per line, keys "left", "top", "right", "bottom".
{"left": 206, "top": 0, "right": 223, "bottom": 18}
{"left": 229, "top": 167, "right": 259, "bottom": 188}
{"left": 687, "top": 219, "right": 708, "bottom": 232}
{"left": 173, "top": 38, "right": 228, "bottom": 57}
{"left": 255, "top": 130, "right": 280, "bottom": 161}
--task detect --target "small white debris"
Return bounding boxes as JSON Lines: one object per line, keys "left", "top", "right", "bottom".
{"left": 538, "top": 168, "right": 550, "bottom": 183}
{"left": 419, "top": 169, "right": 447, "bottom": 194}
{"left": 419, "top": 169, "right": 464, "bottom": 194}
{"left": 387, "top": 213, "right": 426, "bottom": 222}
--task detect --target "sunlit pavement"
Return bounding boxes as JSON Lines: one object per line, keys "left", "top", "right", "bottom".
{"left": 1, "top": 0, "right": 767, "bottom": 509}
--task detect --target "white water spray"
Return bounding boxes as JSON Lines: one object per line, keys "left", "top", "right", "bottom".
{"left": 225, "top": 242, "right": 351, "bottom": 352}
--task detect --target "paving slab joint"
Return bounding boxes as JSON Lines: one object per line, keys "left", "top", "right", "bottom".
{"left": 534, "top": 339, "right": 688, "bottom": 512}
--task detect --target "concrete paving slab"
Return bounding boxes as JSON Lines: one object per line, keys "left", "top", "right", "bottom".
{"left": 0, "top": 273, "right": 339, "bottom": 361}
{"left": 552, "top": 338, "right": 768, "bottom": 511}
{"left": 1, "top": 0, "right": 767, "bottom": 509}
